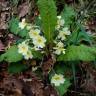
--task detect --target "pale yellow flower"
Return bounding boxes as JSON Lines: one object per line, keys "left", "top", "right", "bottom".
{"left": 62, "top": 27, "right": 71, "bottom": 35}
{"left": 57, "top": 16, "right": 62, "bottom": 19}
{"left": 51, "top": 74, "right": 65, "bottom": 86}
{"left": 56, "top": 41, "right": 64, "bottom": 48}
{"left": 53, "top": 41, "right": 66, "bottom": 55}
{"left": 58, "top": 27, "right": 71, "bottom": 40}
{"left": 18, "top": 41, "right": 33, "bottom": 60}
{"left": 18, "top": 42, "right": 29, "bottom": 55}
{"left": 19, "top": 18, "right": 27, "bottom": 29}
{"left": 56, "top": 16, "right": 65, "bottom": 30}
{"left": 54, "top": 47, "right": 66, "bottom": 55}
{"left": 29, "top": 29, "right": 40, "bottom": 39}
{"left": 33, "top": 35, "right": 46, "bottom": 48}
{"left": 24, "top": 50, "right": 33, "bottom": 60}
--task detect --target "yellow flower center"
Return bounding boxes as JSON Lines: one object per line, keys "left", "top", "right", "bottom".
{"left": 33, "top": 32, "right": 37, "bottom": 35}
{"left": 54, "top": 76, "right": 60, "bottom": 80}
{"left": 38, "top": 38, "right": 42, "bottom": 43}
{"left": 22, "top": 46, "right": 27, "bottom": 52}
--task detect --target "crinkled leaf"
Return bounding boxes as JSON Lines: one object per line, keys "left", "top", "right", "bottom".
{"left": 67, "top": 21, "right": 92, "bottom": 45}
{"left": 0, "top": 45, "right": 23, "bottom": 62}
{"left": 77, "top": 23, "right": 92, "bottom": 44}
{"left": 54, "top": 63, "right": 72, "bottom": 76}
{"left": 58, "top": 45, "right": 96, "bottom": 61}
{"left": 8, "top": 63, "right": 27, "bottom": 74}
{"left": 38, "top": 0, "right": 57, "bottom": 42}
{"left": 67, "top": 30, "right": 91, "bottom": 45}
{"left": 61, "top": 5, "right": 76, "bottom": 26}
{"left": 9, "top": 17, "right": 19, "bottom": 35}
{"left": 19, "top": 28, "right": 28, "bottom": 37}
{"left": 9, "top": 17, "right": 28, "bottom": 38}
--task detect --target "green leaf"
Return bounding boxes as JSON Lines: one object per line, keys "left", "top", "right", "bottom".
{"left": 0, "top": 45, "right": 23, "bottom": 62}
{"left": 9, "top": 17, "right": 28, "bottom": 38}
{"left": 77, "top": 23, "right": 92, "bottom": 44}
{"left": 68, "top": 30, "right": 91, "bottom": 45}
{"left": 54, "top": 63, "right": 72, "bottom": 76}
{"left": 67, "top": 22, "right": 92, "bottom": 45}
{"left": 38, "top": 0, "right": 57, "bottom": 42}
{"left": 61, "top": 5, "right": 76, "bottom": 26}
{"left": 35, "top": 16, "right": 42, "bottom": 27}
{"left": 32, "top": 50, "right": 43, "bottom": 60}
{"left": 8, "top": 63, "right": 27, "bottom": 74}
{"left": 56, "top": 79, "right": 71, "bottom": 96}
{"left": 19, "top": 28, "right": 28, "bottom": 37}
{"left": 58, "top": 45, "right": 96, "bottom": 61}
{"left": 78, "top": 30, "right": 91, "bottom": 43}
{"left": 9, "top": 17, "right": 19, "bottom": 35}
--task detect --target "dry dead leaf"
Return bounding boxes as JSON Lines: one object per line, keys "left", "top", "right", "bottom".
{"left": 44, "top": 85, "right": 58, "bottom": 96}
{"left": 18, "top": 2, "right": 29, "bottom": 18}
{"left": 80, "top": 62, "right": 96, "bottom": 93}
{"left": 0, "top": 76, "right": 23, "bottom": 96}
{"left": 0, "top": 40, "right": 5, "bottom": 51}
{"left": 0, "top": 1, "right": 10, "bottom": 29}
{"left": 22, "top": 72, "right": 44, "bottom": 96}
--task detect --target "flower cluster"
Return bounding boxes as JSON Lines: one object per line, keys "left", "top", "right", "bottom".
{"left": 56, "top": 16, "right": 71, "bottom": 40}
{"left": 18, "top": 16, "right": 71, "bottom": 59}
{"left": 51, "top": 74, "right": 65, "bottom": 86}
{"left": 18, "top": 18, "right": 46, "bottom": 60}
{"left": 29, "top": 29, "right": 46, "bottom": 49}
{"left": 53, "top": 16, "right": 71, "bottom": 55}
{"left": 56, "top": 16, "right": 65, "bottom": 30}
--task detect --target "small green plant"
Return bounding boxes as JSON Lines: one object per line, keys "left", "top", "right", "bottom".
{"left": 0, "top": 0, "right": 96, "bottom": 95}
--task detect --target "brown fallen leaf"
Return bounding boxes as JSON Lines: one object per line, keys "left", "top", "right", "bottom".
{"left": 44, "top": 85, "right": 58, "bottom": 96}
{"left": 18, "top": 2, "right": 29, "bottom": 18}
{"left": 0, "top": 40, "right": 5, "bottom": 51}
{"left": 80, "top": 62, "right": 96, "bottom": 93}
{"left": 0, "top": 12, "right": 9, "bottom": 29}
{"left": 0, "top": 76, "right": 23, "bottom": 96}
{"left": 0, "top": 0, "right": 5, "bottom": 2}
{"left": 81, "top": 72, "right": 96, "bottom": 93}
{"left": 22, "top": 72, "right": 44, "bottom": 96}
{"left": 0, "top": 1, "right": 10, "bottom": 29}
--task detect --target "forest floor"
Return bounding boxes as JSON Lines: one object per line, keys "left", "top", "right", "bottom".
{"left": 0, "top": 0, "right": 96, "bottom": 96}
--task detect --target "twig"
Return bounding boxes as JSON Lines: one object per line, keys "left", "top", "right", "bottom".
{"left": 68, "top": 90, "right": 90, "bottom": 96}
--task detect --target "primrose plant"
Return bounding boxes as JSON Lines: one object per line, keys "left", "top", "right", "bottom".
{"left": 16, "top": 15, "right": 71, "bottom": 95}
{"left": 0, "top": 0, "right": 96, "bottom": 95}
{"left": 17, "top": 16, "right": 70, "bottom": 60}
